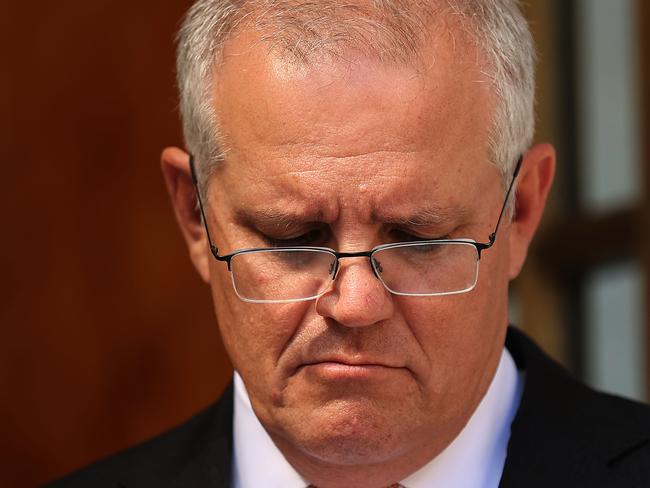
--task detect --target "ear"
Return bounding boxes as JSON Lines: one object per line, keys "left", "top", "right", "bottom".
{"left": 508, "top": 143, "right": 556, "bottom": 279}
{"left": 161, "top": 147, "right": 211, "bottom": 283}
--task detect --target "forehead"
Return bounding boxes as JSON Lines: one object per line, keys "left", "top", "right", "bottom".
{"left": 210, "top": 24, "right": 496, "bottom": 217}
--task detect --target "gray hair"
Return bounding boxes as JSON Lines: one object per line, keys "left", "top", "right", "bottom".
{"left": 176, "top": 0, "right": 535, "bottom": 197}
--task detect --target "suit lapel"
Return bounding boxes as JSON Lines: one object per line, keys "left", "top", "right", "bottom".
{"left": 117, "top": 383, "right": 234, "bottom": 488}
{"left": 168, "top": 382, "right": 234, "bottom": 487}
{"left": 500, "top": 327, "right": 650, "bottom": 487}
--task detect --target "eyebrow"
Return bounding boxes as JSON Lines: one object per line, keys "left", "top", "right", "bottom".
{"left": 235, "top": 207, "right": 324, "bottom": 230}
{"left": 236, "top": 205, "right": 466, "bottom": 229}
{"left": 374, "top": 205, "right": 467, "bottom": 228}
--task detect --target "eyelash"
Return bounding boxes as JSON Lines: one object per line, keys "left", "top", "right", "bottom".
{"left": 390, "top": 229, "right": 449, "bottom": 242}
{"left": 262, "top": 228, "right": 326, "bottom": 248}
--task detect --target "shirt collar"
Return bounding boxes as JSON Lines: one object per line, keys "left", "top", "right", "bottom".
{"left": 232, "top": 373, "right": 309, "bottom": 488}
{"left": 232, "top": 348, "right": 523, "bottom": 488}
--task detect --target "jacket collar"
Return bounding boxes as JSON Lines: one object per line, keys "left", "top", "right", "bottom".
{"left": 500, "top": 327, "right": 650, "bottom": 487}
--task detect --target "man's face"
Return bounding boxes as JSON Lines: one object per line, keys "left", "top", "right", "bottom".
{"left": 203, "top": 29, "right": 513, "bottom": 468}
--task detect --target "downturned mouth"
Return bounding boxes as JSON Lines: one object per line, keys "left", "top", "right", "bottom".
{"left": 297, "top": 359, "right": 404, "bottom": 372}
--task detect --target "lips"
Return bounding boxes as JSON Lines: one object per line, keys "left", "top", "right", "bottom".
{"left": 294, "top": 356, "right": 406, "bottom": 381}
{"left": 300, "top": 356, "right": 402, "bottom": 369}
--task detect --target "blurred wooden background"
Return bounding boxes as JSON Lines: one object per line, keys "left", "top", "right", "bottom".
{"left": 2, "top": 1, "right": 648, "bottom": 487}
{"left": 2, "top": 2, "right": 232, "bottom": 486}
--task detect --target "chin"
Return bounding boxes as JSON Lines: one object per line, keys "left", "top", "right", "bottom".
{"left": 281, "top": 398, "right": 418, "bottom": 466}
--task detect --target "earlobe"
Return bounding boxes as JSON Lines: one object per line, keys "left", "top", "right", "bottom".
{"left": 160, "top": 147, "right": 211, "bottom": 283}
{"left": 508, "top": 143, "right": 556, "bottom": 279}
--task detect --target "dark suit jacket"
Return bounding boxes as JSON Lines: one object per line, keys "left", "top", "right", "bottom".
{"left": 47, "top": 328, "right": 650, "bottom": 487}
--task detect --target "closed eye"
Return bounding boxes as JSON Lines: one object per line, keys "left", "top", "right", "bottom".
{"left": 262, "top": 228, "right": 328, "bottom": 248}
{"left": 389, "top": 229, "right": 449, "bottom": 243}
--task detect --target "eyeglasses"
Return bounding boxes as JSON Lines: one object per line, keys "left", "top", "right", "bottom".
{"left": 189, "top": 155, "right": 523, "bottom": 303}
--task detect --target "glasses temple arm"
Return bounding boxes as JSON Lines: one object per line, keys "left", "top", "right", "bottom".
{"left": 189, "top": 154, "right": 220, "bottom": 256}
{"left": 488, "top": 154, "right": 523, "bottom": 246}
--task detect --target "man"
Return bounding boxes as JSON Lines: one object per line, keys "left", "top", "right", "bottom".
{"left": 50, "top": 0, "right": 650, "bottom": 487}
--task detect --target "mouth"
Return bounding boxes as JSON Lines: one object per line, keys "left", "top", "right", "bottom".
{"left": 297, "top": 359, "right": 406, "bottom": 381}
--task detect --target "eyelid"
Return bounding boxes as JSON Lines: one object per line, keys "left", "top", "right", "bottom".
{"left": 390, "top": 227, "right": 450, "bottom": 241}
{"left": 262, "top": 227, "right": 328, "bottom": 247}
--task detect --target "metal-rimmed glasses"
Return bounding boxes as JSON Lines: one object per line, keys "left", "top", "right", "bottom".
{"left": 189, "top": 155, "right": 522, "bottom": 303}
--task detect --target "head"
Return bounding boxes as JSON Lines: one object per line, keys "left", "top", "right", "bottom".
{"left": 162, "top": 0, "right": 555, "bottom": 485}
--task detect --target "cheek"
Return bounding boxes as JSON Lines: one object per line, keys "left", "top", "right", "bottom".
{"left": 209, "top": 261, "right": 312, "bottom": 386}
{"left": 399, "top": 295, "right": 482, "bottom": 366}
{"left": 395, "top": 296, "right": 465, "bottom": 397}
{"left": 396, "top": 283, "right": 503, "bottom": 394}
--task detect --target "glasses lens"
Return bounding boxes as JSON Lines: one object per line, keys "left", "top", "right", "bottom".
{"left": 229, "top": 249, "right": 337, "bottom": 302}
{"left": 372, "top": 242, "right": 479, "bottom": 295}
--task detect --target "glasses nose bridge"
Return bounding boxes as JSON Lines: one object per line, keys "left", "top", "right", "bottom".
{"left": 331, "top": 250, "right": 381, "bottom": 281}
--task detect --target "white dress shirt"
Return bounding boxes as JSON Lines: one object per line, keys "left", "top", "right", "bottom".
{"left": 232, "top": 348, "right": 523, "bottom": 488}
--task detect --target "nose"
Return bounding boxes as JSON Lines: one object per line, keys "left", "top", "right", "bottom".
{"left": 315, "top": 257, "right": 394, "bottom": 328}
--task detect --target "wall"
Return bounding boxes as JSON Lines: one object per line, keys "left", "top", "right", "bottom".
{"left": 2, "top": 2, "right": 232, "bottom": 486}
